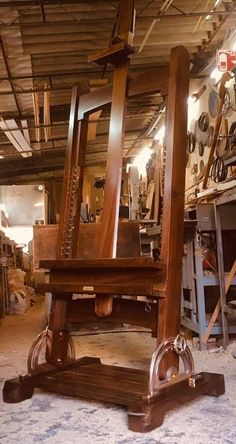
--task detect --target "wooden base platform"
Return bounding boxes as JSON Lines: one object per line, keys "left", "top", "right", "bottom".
{"left": 3, "top": 357, "right": 225, "bottom": 433}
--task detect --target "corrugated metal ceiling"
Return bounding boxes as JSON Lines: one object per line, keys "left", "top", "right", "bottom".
{"left": 0, "top": 0, "right": 235, "bottom": 181}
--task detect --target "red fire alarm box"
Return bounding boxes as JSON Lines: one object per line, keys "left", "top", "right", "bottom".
{"left": 217, "top": 50, "right": 236, "bottom": 71}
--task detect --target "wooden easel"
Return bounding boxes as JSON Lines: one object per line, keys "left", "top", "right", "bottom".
{"left": 3, "top": 1, "right": 224, "bottom": 432}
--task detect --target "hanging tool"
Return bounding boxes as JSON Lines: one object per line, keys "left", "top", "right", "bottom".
{"left": 203, "top": 72, "right": 232, "bottom": 188}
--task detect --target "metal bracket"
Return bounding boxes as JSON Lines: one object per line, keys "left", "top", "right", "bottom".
{"left": 27, "top": 328, "right": 75, "bottom": 375}
{"left": 148, "top": 334, "right": 195, "bottom": 396}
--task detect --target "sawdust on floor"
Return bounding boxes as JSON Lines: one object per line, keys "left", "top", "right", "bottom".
{"left": 0, "top": 295, "right": 236, "bottom": 444}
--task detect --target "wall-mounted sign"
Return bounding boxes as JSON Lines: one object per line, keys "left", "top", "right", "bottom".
{"left": 217, "top": 50, "right": 236, "bottom": 71}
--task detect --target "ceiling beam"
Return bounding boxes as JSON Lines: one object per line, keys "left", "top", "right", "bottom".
{"left": 0, "top": 11, "right": 234, "bottom": 29}
{"left": 0, "top": 0, "right": 231, "bottom": 19}
{"left": 0, "top": 156, "right": 108, "bottom": 181}
{"left": 0, "top": 69, "right": 112, "bottom": 81}
{"left": 0, "top": 38, "right": 22, "bottom": 117}
{"left": 0, "top": 0, "right": 107, "bottom": 6}
{"left": 0, "top": 68, "right": 208, "bottom": 84}
{"left": 0, "top": 170, "right": 64, "bottom": 184}
{"left": 0, "top": 112, "right": 155, "bottom": 130}
{"left": 0, "top": 85, "right": 75, "bottom": 95}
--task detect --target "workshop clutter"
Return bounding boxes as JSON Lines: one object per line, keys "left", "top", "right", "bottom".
{"left": 7, "top": 268, "right": 31, "bottom": 315}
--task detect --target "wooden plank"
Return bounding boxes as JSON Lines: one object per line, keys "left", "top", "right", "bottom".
{"left": 48, "top": 268, "right": 162, "bottom": 286}
{"left": 33, "top": 222, "right": 141, "bottom": 269}
{"left": 66, "top": 298, "right": 158, "bottom": 333}
{"left": 87, "top": 110, "right": 102, "bottom": 141}
{"left": 128, "top": 66, "right": 169, "bottom": 98}
{"left": 71, "top": 361, "right": 147, "bottom": 381}
{"left": 37, "top": 363, "right": 147, "bottom": 405}
{"left": 88, "top": 40, "right": 134, "bottom": 65}
{"left": 116, "top": 0, "right": 135, "bottom": 37}
{"left": 202, "top": 258, "right": 236, "bottom": 344}
{"left": 214, "top": 203, "right": 229, "bottom": 348}
{"left": 40, "top": 257, "right": 163, "bottom": 270}
{"left": 43, "top": 83, "right": 51, "bottom": 142}
{"left": 39, "top": 282, "right": 158, "bottom": 297}
{"left": 78, "top": 66, "right": 169, "bottom": 119}
{"left": 32, "top": 91, "right": 40, "bottom": 142}
{"left": 225, "top": 261, "right": 236, "bottom": 294}
{"left": 157, "top": 46, "right": 189, "bottom": 371}
{"left": 82, "top": 0, "right": 135, "bottom": 317}
{"left": 99, "top": 60, "right": 130, "bottom": 258}
{"left": 3, "top": 368, "right": 225, "bottom": 433}
{"left": 95, "top": 59, "right": 130, "bottom": 316}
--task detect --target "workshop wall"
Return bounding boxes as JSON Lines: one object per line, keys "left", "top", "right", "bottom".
{"left": 186, "top": 75, "right": 236, "bottom": 194}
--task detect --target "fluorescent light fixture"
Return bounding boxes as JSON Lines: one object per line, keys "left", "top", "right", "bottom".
{"left": 206, "top": 15, "right": 211, "bottom": 20}
{"left": 154, "top": 125, "right": 165, "bottom": 142}
{"left": 0, "top": 118, "right": 32, "bottom": 158}
{"left": 133, "top": 147, "right": 153, "bottom": 177}
{"left": 0, "top": 155, "right": 4, "bottom": 159}
{"left": 214, "top": 0, "right": 222, "bottom": 7}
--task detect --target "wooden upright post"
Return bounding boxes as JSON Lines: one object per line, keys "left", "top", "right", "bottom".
{"left": 99, "top": 61, "right": 129, "bottom": 258}
{"left": 99, "top": 0, "right": 135, "bottom": 258}
{"left": 56, "top": 86, "right": 89, "bottom": 260}
{"left": 95, "top": 0, "right": 135, "bottom": 316}
{"left": 157, "top": 47, "right": 189, "bottom": 365}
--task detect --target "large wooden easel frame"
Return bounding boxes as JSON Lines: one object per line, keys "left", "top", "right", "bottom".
{"left": 3, "top": 1, "right": 224, "bottom": 432}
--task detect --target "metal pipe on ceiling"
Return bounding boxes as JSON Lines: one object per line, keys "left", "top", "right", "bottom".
{"left": 0, "top": 86, "right": 73, "bottom": 95}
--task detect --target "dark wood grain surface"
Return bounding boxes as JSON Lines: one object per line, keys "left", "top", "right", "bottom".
{"left": 3, "top": 361, "right": 225, "bottom": 433}
{"left": 40, "top": 257, "right": 163, "bottom": 270}
{"left": 78, "top": 67, "right": 168, "bottom": 119}
{"left": 66, "top": 298, "right": 158, "bottom": 334}
{"left": 34, "top": 222, "right": 141, "bottom": 269}
{"left": 157, "top": 47, "right": 189, "bottom": 374}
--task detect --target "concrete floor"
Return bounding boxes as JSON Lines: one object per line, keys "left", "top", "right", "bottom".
{"left": 0, "top": 296, "right": 236, "bottom": 444}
